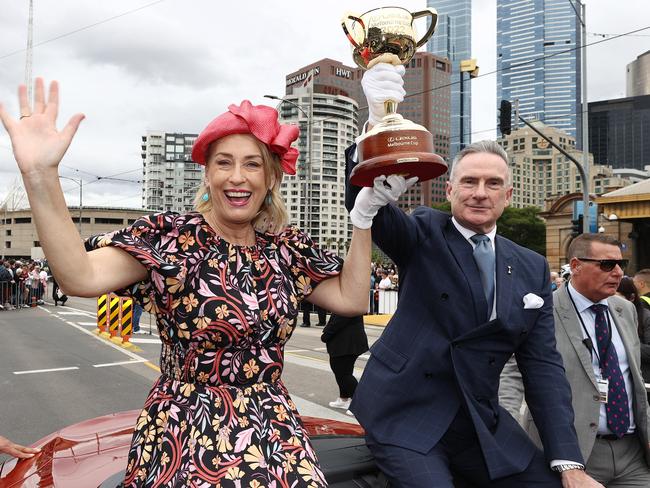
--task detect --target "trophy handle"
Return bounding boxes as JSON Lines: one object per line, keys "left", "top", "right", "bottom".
{"left": 341, "top": 13, "right": 366, "bottom": 48}
{"left": 411, "top": 8, "right": 438, "bottom": 48}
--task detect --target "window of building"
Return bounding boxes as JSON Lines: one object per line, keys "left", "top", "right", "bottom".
{"left": 5, "top": 230, "right": 10, "bottom": 236}
{"left": 95, "top": 218, "right": 124, "bottom": 225}
{"left": 14, "top": 217, "right": 31, "bottom": 224}
{"left": 5, "top": 241, "right": 10, "bottom": 249}
{"left": 34, "top": 241, "right": 40, "bottom": 247}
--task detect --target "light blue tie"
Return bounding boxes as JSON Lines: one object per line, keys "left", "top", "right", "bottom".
{"left": 471, "top": 234, "right": 495, "bottom": 319}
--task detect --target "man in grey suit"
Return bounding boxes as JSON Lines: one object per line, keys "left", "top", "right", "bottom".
{"left": 501, "top": 233, "right": 650, "bottom": 486}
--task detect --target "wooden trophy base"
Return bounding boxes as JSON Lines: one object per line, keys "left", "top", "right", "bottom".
{"left": 351, "top": 128, "right": 448, "bottom": 187}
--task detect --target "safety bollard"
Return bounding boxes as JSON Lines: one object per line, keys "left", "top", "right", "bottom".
{"left": 95, "top": 294, "right": 111, "bottom": 338}
{"left": 108, "top": 294, "right": 123, "bottom": 344}
{"left": 119, "top": 298, "right": 135, "bottom": 350}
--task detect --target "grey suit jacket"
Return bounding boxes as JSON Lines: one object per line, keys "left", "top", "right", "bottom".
{"left": 518, "top": 287, "right": 650, "bottom": 465}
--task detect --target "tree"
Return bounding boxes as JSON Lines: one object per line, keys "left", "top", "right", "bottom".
{"left": 431, "top": 202, "right": 546, "bottom": 256}
{"left": 497, "top": 206, "right": 546, "bottom": 256}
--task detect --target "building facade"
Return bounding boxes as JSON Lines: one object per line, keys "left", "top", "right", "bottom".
{"left": 497, "top": 0, "right": 581, "bottom": 143}
{"left": 141, "top": 131, "right": 201, "bottom": 213}
{"left": 427, "top": 0, "right": 471, "bottom": 159}
{"left": 499, "top": 122, "right": 631, "bottom": 209}
{"left": 626, "top": 50, "right": 650, "bottom": 97}
{"left": 277, "top": 83, "right": 359, "bottom": 253}
{"left": 1, "top": 207, "right": 146, "bottom": 259}
{"left": 588, "top": 95, "right": 650, "bottom": 171}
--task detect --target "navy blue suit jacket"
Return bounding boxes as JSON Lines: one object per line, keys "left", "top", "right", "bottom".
{"left": 345, "top": 146, "right": 583, "bottom": 480}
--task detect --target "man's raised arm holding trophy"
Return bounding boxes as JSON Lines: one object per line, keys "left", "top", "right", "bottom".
{"left": 342, "top": 6, "right": 604, "bottom": 488}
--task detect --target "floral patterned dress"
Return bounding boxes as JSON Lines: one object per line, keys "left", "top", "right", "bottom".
{"left": 86, "top": 211, "right": 343, "bottom": 488}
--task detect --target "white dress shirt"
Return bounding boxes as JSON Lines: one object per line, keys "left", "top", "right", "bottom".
{"left": 566, "top": 282, "right": 636, "bottom": 435}
{"left": 451, "top": 217, "right": 498, "bottom": 320}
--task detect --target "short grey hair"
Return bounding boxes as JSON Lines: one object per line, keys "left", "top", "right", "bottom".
{"left": 449, "top": 140, "right": 511, "bottom": 186}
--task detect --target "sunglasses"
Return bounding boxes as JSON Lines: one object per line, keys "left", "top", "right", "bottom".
{"left": 576, "top": 257, "right": 628, "bottom": 272}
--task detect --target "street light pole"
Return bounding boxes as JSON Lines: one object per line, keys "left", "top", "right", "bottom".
{"left": 579, "top": 0, "right": 590, "bottom": 234}
{"left": 569, "top": 0, "right": 590, "bottom": 233}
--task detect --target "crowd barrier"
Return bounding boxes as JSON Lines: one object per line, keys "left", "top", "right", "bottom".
{"left": 368, "top": 289, "right": 398, "bottom": 315}
{"left": 94, "top": 293, "right": 140, "bottom": 351}
{"left": 0, "top": 281, "right": 48, "bottom": 310}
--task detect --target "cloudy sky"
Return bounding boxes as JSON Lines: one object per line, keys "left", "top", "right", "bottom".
{"left": 0, "top": 0, "right": 648, "bottom": 209}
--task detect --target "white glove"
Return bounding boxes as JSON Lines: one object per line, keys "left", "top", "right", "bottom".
{"left": 361, "top": 63, "right": 406, "bottom": 127}
{"left": 350, "top": 175, "right": 418, "bottom": 229}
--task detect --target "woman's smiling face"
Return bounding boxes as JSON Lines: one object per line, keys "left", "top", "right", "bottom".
{"left": 204, "top": 133, "right": 271, "bottom": 228}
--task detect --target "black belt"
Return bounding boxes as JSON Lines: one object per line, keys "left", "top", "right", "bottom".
{"left": 596, "top": 432, "right": 635, "bottom": 441}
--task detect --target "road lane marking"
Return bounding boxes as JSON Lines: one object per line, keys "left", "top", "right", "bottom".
{"left": 130, "top": 337, "right": 162, "bottom": 344}
{"left": 313, "top": 347, "right": 327, "bottom": 351}
{"left": 14, "top": 366, "right": 79, "bottom": 375}
{"left": 93, "top": 359, "right": 147, "bottom": 368}
{"left": 285, "top": 348, "right": 309, "bottom": 353}
{"left": 284, "top": 352, "right": 364, "bottom": 377}
{"left": 61, "top": 319, "right": 146, "bottom": 361}
{"left": 57, "top": 311, "right": 93, "bottom": 316}
{"left": 77, "top": 321, "right": 98, "bottom": 326}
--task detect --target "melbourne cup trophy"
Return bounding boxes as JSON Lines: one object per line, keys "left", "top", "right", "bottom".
{"left": 342, "top": 6, "right": 448, "bottom": 186}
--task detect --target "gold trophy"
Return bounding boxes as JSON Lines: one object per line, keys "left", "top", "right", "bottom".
{"left": 342, "top": 7, "right": 447, "bottom": 186}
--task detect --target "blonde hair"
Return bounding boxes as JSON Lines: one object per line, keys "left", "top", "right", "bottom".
{"left": 193, "top": 137, "right": 288, "bottom": 233}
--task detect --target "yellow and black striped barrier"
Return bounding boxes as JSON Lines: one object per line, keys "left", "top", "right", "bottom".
{"left": 94, "top": 294, "right": 110, "bottom": 338}
{"left": 108, "top": 294, "right": 121, "bottom": 342}
{"left": 118, "top": 298, "right": 138, "bottom": 350}
{"left": 95, "top": 293, "right": 142, "bottom": 352}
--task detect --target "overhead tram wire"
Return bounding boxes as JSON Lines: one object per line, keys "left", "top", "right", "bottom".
{"left": 302, "top": 24, "right": 650, "bottom": 130}
{"left": 0, "top": 0, "right": 168, "bottom": 61}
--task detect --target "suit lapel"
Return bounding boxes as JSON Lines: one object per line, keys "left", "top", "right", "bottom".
{"left": 495, "top": 236, "right": 515, "bottom": 322}
{"left": 443, "top": 218, "right": 488, "bottom": 324}
{"left": 556, "top": 287, "right": 598, "bottom": 389}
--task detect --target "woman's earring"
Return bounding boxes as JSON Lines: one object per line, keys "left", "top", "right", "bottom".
{"left": 201, "top": 191, "right": 209, "bottom": 202}
{"left": 265, "top": 190, "right": 272, "bottom": 207}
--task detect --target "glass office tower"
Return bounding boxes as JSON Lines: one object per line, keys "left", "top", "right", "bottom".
{"left": 427, "top": 0, "right": 471, "bottom": 158}
{"left": 497, "top": 0, "right": 582, "bottom": 144}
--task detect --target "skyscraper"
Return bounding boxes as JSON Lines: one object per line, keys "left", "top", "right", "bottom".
{"left": 627, "top": 50, "right": 650, "bottom": 97}
{"left": 141, "top": 131, "right": 201, "bottom": 212}
{"left": 281, "top": 59, "right": 360, "bottom": 251}
{"left": 427, "top": 0, "right": 471, "bottom": 158}
{"left": 497, "top": 0, "right": 582, "bottom": 144}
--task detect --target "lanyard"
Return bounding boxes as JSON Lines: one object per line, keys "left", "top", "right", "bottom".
{"left": 566, "top": 287, "right": 612, "bottom": 367}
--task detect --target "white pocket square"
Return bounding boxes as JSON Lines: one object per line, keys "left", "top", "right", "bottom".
{"left": 523, "top": 293, "right": 544, "bottom": 309}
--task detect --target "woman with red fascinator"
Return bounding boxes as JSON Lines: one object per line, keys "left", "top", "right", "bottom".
{"left": 0, "top": 79, "right": 415, "bottom": 487}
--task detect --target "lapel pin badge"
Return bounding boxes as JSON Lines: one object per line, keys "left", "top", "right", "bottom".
{"left": 507, "top": 265, "right": 512, "bottom": 275}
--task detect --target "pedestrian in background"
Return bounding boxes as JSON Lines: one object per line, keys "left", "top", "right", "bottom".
{"left": 633, "top": 269, "right": 650, "bottom": 311}
{"left": 617, "top": 276, "right": 650, "bottom": 383}
{"left": 51, "top": 276, "right": 68, "bottom": 306}
{"left": 321, "top": 313, "right": 369, "bottom": 414}
{"left": 132, "top": 302, "right": 144, "bottom": 333}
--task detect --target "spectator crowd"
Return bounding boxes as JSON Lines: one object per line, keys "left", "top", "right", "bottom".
{"left": 0, "top": 259, "right": 50, "bottom": 310}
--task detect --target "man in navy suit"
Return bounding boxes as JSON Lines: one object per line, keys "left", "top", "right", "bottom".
{"left": 345, "top": 64, "right": 603, "bottom": 487}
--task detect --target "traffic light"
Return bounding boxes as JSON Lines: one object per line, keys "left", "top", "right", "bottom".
{"left": 571, "top": 215, "right": 584, "bottom": 237}
{"left": 499, "top": 100, "right": 512, "bottom": 135}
